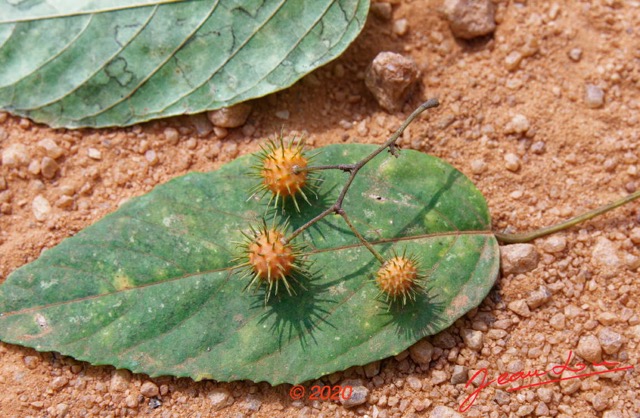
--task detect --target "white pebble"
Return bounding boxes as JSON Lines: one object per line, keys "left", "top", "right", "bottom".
{"left": 507, "top": 299, "right": 531, "bottom": 317}
{"left": 37, "top": 138, "right": 65, "bottom": 159}
{"left": 164, "top": 127, "right": 179, "bottom": 144}
{"left": 585, "top": 84, "right": 605, "bottom": 108}
{"left": 41, "top": 157, "right": 59, "bottom": 179}
{"left": 2, "top": 143, "right": 29, "bottom": 167}
{"left": 393, "top": 18, "right": 409, "bottom": 36}
{"left": 470, "top": 159, "right": 486, "bottom": 174}
{"left": 140, "top": 381, "right": 160, "bottom": 398}
{"left": 87, "top": 148, "right": 102, "bottom": 160}
{"left": 504, "top": 114, "right": 530, "bottom": 134}
{"left": 145, "top": 150, "right": 159, "bottom": 166}
{"left": 568, "top": 48, "right": 582, "bottom": 61}
{"left": 592, "top": 237, "right": 620, "bottom": 268}
{"left": 32, "top": 195, "right": 51, "bottom": 221}
{"left": 504, "top": 51, "right": 523, "bottom": 71}
{"left": 504, "top": 153, "right": 521, "bottom": 172}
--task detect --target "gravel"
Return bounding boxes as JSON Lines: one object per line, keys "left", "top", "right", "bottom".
{"left": 32, "top": 195, "right": 51, "bottom": 221}
{"left": 140, "top": 381, "right": 159, "bottom": 398}
{"left": 208, "top": 388, "right": 233, "bottom": 410}
{"left": 585, "top": 84, "right": 605, "bottom": 108}
{"left": 207, "top": 103, "right": 252, "bottom": 128}
{"left": 576, "top": 334, "right": 602, "bottom": 363}
{"left": 500, "top": 244, "right": 539, "bottom": 275}
{"left": 504, "top": 152, "right": 521, "bottom": 172}
{"left": 365, "top": 51, "right": 419, "bottom": 112}
{"left": 461, "top": 329, "right": 484, "bottom": 350}
{"left": 2, "top": 143, "right": 29, "bottom": 167}
{"left": 409, "top": 339, "right": 434, "bottom": 364}
{"left": 598, "top": 328, "right": 624, "bottom": 354}
{"left": 443, "top": 0, "right": 496, "bottom": 39}
{"left": 507, "top": 299, "right": 532, "bottom": 317}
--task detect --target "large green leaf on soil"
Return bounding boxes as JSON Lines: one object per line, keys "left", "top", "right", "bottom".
{"left": 0, "top": 144, "right": 499, "bottom": 385}
{"left": 0, "top": 0, "right": 369, "bottom": 128}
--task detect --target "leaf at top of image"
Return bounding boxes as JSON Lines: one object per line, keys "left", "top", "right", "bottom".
{"left": 0, "top": 0, "right": 369, "bottom": 128}
{"left": 0, "top": 144, "right": 499, "bottom": 385}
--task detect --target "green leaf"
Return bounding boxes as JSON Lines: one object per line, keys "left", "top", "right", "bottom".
{"left": 0, "top": 144, "right": 499, "bottom": 385}
{"left": 0, "top": 0, "right": 369, "bottom": 128}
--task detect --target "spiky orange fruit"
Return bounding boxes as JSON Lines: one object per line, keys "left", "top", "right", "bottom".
{"left": 376, "top": 255, "right": 420, "bottom": 303}
{"left": 262, "top": 146, "right": 308, "bottom": 198}
{"left": 248, "top": 229, "right": 295, "bottom": 281}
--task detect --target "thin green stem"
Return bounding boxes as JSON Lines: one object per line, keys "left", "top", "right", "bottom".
{"left": 495, "top": 189, "right": 640, "bottom": 243}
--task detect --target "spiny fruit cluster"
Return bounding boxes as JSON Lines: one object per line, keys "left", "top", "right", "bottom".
{"left": 240, "top": 136, "right": 426, "bottom": 305}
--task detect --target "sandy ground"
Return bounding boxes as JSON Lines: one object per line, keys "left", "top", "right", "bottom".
{"left": 1, "top": 1, "right": 640, "bottom": 417}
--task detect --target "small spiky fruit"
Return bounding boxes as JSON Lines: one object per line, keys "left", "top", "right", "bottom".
{"left": 235, "top": 221, "right": 309, "bottom": 302}
{"left": 376, "top": 254, "right": 422, "bottom": 305}
{"left": 262, "top": 146, "right": 308, "bottom": 198}
{"left": 248, "top": 229, "right": 295, "bottom": 281}
{"left": 251, "top": 137, "right": 317, "bottom": 211}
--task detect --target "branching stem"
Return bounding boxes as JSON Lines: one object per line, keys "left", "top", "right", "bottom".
{"left": 284, "top": 98, "right": 440, "bottom": 254}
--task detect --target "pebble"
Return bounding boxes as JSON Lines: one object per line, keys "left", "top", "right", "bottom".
{"left": 629, "top": 227, "right": 640, "bottom": 244}
{"left": 0, "top": 176, "right": 6, "bottom": 191}
{"left": 140, "top": 381, "right": 160, "bottom": 398}
{"left": 531, "top": 140, "right": 545, "bottom": 154}
{"left": 526, "top": 285, "right": 552, "bottom": 309}
{"left": 602, "top": 410, "right": 624, "bottom": 418}
{"left": 507, "top": 299, "right": 531, "bottom": 317}
{"left": 145, "top": 150, "right": 159, "bottom": 166}
{"left": 364, "top": 360, "right": 381, "bottom": 378}
{"left": 461, "top": 329, "right": 483, "bottom": 350}
{"left": 559, "top": 370, "right": 581, "bottom": 394}
{"left": 549, "top": 313, "right": 566, "bottom": 330}
{"left": 450, "top": 365, "right": 469, "bottom": 384}
{"left": 517, "top": 405, "right": 535, "bottom": 416}
{"left": 585, "top": 84, "right": 605, "bottom": 108}
{"left": 340, "top": 380, "right": 368, "bottom": 408}
{"left": 50, "top": 376, "right": 68, "bottom": 391}
{"left": 591, "top": 389, "right": 612, "bottom": 411}
{"left": 568, "top": 48, "right": 583, "bottom": 61}
{"left": 470, "top": 159, "right": 486, "bottom": 174}
{"left": 125, "top": 394, "right": 139, "bottom": 408}
{"left": 2, "top": 143, "right": 29, "bottom": 167}
{"left": 37, "top": 138, "right": 65, "bottom": 159}
{"left": 443, "top": 0, "right": 496, "bottom": 39}
{"left": 208, "top": 388, "right": 233, "bottom": 410}
{"left": 431, "top": 370, "right": 448, "bottom": 385}
{"left": 190, "top": 114, "right": 213, "bottom": 136}
{"left": 409, "top": 339, "right": 434, "bottom": 364}
{"left": 598, "top": 328, "right": 624, "bottom": 354}
{"left": 576, "top": 334, "right": 602, "bottom": 363}
{"left": 504, "top": 114, "right": 530, "bottom": 134}
{"left": 504, "top": 153, "right": 521, "bottom": 172}
{"left": 500, "top": 244, "right": 539, "bottom": 275}
{"left": 429, "top": 405, "right": 463, "bottom": 418}
{"left": 207, "top": 103, "right": 252, "bottom": 128}
{"left": 32, "top": 195, "right": 51, "bottom": 221}
{"left": 365, "top": 51, "right": 419, "bottom": 112}
{"left": 41, "top": 157, "right": 59, "bottom": 179}
{"left": 393, "top": 18, "right": 409, "bottom": 36}
{"left": 596, "top": 312, "right": 617, "bottom": 325}
{"left": 23, "top": 356, "right": 40, "bottom": 369}
{"left": 504, "top": 51, "right": 523, "bottom": 71}
{"left": 592, "top": 237, "right": 620, "bottom": 268}
{"left": 406, "top": 376, "right": 422, "bottom": 390}
{"left": 28, "top": 159, "right": 41, "bottom": 175}
{"left": 109, "top": 370, "right": 131, "bottom": 392}
{"left": 55, "top": 195, "right": 74, "bottom": 209}
{"left": 164, "top": 127, "right": 180, "bottom": 144}
{"left": 370, "top": 2, "right": 392, "bottom": 20}
{"left": 87, "top": 148, "right": 102, "bottom": 160}
{"left": 540, "top": 236, "right": 566, "bottom": 253}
